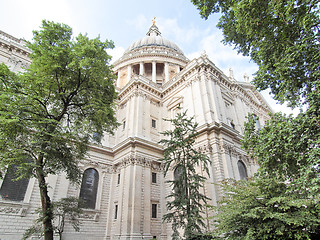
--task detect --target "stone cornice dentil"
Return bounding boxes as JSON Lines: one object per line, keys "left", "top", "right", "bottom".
{"left": 0, "top": 30, "right": 32, "bottom": 57}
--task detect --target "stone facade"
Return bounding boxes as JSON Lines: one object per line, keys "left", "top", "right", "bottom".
{"left": 0, "top": 24, "right": 271, "bottom": 239}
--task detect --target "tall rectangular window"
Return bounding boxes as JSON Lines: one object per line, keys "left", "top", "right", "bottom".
{"left": 117, "top": 173, "right": 120, "bottom": 185}
{"left": 123, "top": 120, "right": 126, "bottom": 130}
{"left": 152, "top": 172, "right": 157, "bottom": 183}
{"left": 115, "top": 204, "right": 118, "bottom": 219}
{"left": 151, "top": 119, "right": 156, "bottom": 128}
{"left": 152, "top": 204, "right": 157, "bottom": 218}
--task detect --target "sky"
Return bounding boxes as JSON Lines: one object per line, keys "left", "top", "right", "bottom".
{"left": 0, "top": 0, "right": 298, "bottom": 115}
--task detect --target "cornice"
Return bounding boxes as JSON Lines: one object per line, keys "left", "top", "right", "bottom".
{"left": 114, "top": 155, "right": 163, "bottom": 171}
{"left": 113, "top": 46, "right": 188, "bottom": 69}
{"left": 112, "top": 136, "right": 163, "bottom": 155}
{"left": 0, "top": 32, "right": 32, "bottom": 57}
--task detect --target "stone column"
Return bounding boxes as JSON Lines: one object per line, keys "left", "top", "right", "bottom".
{"left": 152, "top": 61, "right": 156, "bottom": 82}
{"left": 164, "top": 62, "right": 169, "bottom": 83}
{"left": 176, "top": 65, "right": 180, "bottom": 73}
{"left": 139, "top": 62, "right": 144, "bottom": 76}
{"left": 127, "top": 65, "right": 132, "bottom": 82}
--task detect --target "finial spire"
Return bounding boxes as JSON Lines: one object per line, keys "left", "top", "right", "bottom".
{"left": 152, "top": 17, "right": 156, "bottom": 25}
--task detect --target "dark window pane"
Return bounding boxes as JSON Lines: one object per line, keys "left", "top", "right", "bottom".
{"left": 117, "top": 173, "right": 120, "bottom": 184}
{"left": 79, "top": 168, "right": 99, "bottom": 209}
{"left": 115, "top": 204, "right": 118, "bottom": 219}
{"left": 152, "top": 172, "right": 157, "bottom": 183}
{"left": 0, "top": 165, "right": 29, "bottom": 201}
{"left": 152, "top": 119, "right": 156, "bottom": 128}
{"left": 152, "top": 204, "right": 157, "bottom": 218}
{"left": 238, "top": 161, "right": 248, "bottom": 180}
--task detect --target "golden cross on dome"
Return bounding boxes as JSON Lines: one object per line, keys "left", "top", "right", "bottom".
{"left": 152, "top": 17, "right": 156, "bottom": 25}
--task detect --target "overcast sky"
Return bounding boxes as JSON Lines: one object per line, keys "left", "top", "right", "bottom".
{"left": 0, "top": 0, "right": 298, "bottom": 115}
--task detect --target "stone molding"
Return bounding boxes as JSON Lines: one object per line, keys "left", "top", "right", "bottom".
{"left": 80, "top": 209, "right": 100, "bottom": 222}
{"left": 0, "top": 200, "right": 29, "bottom": 217}
{"left": 115, "top": 155, "right": 163, "bottom": 172}
{"left": 113, "top": 45, "right": 188, "bottom": 68}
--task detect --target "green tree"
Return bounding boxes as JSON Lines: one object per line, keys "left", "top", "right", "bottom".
{"left": 0, "top": 20, "right": 118, "bottom": 240}
{"left": 209, "top": 113, "right": 320, "bottom": 239}
{"left": 212, "top": 177, "right": 320, "bottom": 240}
{"left": 191, "top": 0, "right": 320, "bottom": 109}
{"left": 23, "top": 197, "right": 84, "bottom": 240}
{"left": 160, "top": 110, "right": 211, "bottom": 240}
{"left": 243, "top": 113, "right": 320, "bottom": 197}
{"left": 190, "top": 1, "right": 320, "bottom": 238}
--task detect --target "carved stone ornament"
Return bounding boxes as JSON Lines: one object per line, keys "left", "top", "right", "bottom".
{"left": 0, "top": 202, "right": 28, "bottom": 217}
{"left": 115, "top": 155, "right": 163, "bottom": 171}
{"left": 197, "top": 143, "right": 213, "bottom": 154}
{"left": 80, "top": 210, "right": 100, "bottom": 222}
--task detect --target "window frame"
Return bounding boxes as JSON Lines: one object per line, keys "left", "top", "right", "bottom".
{"left": 0, "top": 165, "right": 30, "bottom": 202}
{"left": 79, "top": 168, "right": 99, "bottom": 209}
{"left": 151, "top": 203, "right": 157, "bottom": 218}
{"left": 151, "top": 119, "right": 156, "bottom": 128}
{"left": 114, "top": 204, "right": 118, "bottom": 219}
{"left": 237, "top": 160, "right": 248, "bottom": 180}
{"left": 151, "top": 172, "right": 157, "bottom": 184}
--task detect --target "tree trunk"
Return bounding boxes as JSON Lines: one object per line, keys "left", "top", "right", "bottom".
{"left": 36, "top": 160, "right": 54, "bottom": 240}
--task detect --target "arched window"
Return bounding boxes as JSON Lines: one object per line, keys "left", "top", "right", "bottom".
{"left": 79, "top": 168, "right": 99, "bottom": 209}
{"left": 237, "top": 161, "right": 248, "bottom": 180}
{"left": 0, "top": 165, "right": 29, "bottom": 201}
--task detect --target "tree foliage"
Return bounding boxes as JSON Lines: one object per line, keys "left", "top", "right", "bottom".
{"left": 210, "top": 113, "right": 320, "bottom": 239}
{"left": 190, "top": 1, "right": 320, "bottom": 238}
{"left": 212, "top": 178, "right": 320, "bottom": 240}
{"left": 191, "top": 0, "right": 320, "bottom": 109}
{"left": 23, "top": 197, "right": 84, "bottom": 240}
{"left": 160, "top": 110, "right": 211, "bottom": 239}
{"left": 243, "top": 113, "right": 320, "bottom": 196}
{"left": 0, "top": 20, "right": 118, "bottom": 240}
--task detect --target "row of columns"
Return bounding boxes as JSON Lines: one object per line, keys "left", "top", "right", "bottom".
{"left": 117, "top": 62, "right": 181, "bottom": 86}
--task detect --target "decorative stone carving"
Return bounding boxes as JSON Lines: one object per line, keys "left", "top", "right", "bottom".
{"left": 114, "top": 155, "right": 163, "bottom": 171}
{"left": 0, "top": 203, "right": 28, "bottom": 217}
{"left": 197, "top": 143, "right": 213, "bottom": 154}
{"left": 80, "top": 211, "right": 100, "bottom": 222}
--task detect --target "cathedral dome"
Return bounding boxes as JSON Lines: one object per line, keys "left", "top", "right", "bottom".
{"left": 123, "top": 23, "right": 184, "bottom": 56}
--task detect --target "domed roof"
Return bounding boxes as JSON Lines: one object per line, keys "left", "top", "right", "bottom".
{"left": 124, "top": 23, "right": 184, "bottom": 55}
